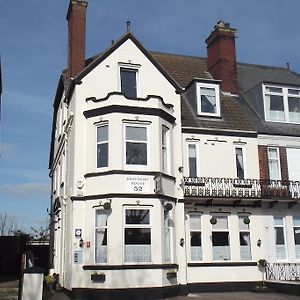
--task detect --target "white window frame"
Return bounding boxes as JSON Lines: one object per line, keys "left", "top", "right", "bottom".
{"left": 293, "top": 216, "right": 300, "bottom": 260}
{"left": 188, "top": 212, "right": 203, "bottom": 262}
{"left": 123, "top": 123, "right": 150, "bottom": 170}
{"left": 164, "top": 209, "right": 174, "bottom": 263}
{"left": 123, "top": 206, "right": 152, "bottom": 264}
{"left": 161, "top": 125, "right": 170, "bottom": 173}
{"left": 234, "top": 146, "right": 247, "bottom": 179}
{"left": 187, "top": 142, "right": 200, "bottom": 177}
{"left": 263, "top": 84, "right": 300, "bottom": 124}
{"left": 96, "top": 124, "right": 109, "bottom": 169}
{"left": 94, "top": 209, "right": 109, "bottom": 264}
{"left": 211, "top": 215, "right": 231, "bottom": 261}
{"left": 267, "top": 147, "right": 281, "bottom": 181}
{"left": 118, "top": 64, "right": 140, "bottom": 98}
{"left": 196, "top": 82, "right": 221, "bottom": 117}
{"left": 274, "top": 216, "right": 287, "bottom": 261}
{"left": 238, "top": 216, "right": 252, "bottom": 261}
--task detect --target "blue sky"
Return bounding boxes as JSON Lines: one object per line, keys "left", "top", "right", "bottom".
{"left": 0, "top": 0, "right": 300, "bottom": 231}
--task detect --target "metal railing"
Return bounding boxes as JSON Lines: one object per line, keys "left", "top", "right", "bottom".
{"left": 266, "top": 263, "right": 300, "bottom": 281}
{"left": 184, "top": 177, "right": 300, "bottom": 199}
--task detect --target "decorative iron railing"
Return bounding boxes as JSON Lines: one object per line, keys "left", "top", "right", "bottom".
{"left": 266, "top": 263, "right": 300, "bottom": 281}
{"left": 184, "top": 177, "right": 300, "bottom": 199}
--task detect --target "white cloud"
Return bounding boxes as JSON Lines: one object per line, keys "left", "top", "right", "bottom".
{"left": 0, "top": 182, "right": 49, "bottom": 197}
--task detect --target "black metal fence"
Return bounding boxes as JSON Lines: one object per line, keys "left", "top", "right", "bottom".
{"left": 184, "top": 177, "right": 300, "bottom": 199}
{"left": 266, "top": 263, "right": 300, "bottom": 281}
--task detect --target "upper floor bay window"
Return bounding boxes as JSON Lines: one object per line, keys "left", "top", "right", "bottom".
{"left": 120, "top": 67, "right": 138, "bottom": 98}
{"left": 95, "top": 209, "right": 109, "bottom": 263}
{"left": 97, "top": 125, "right": 108, "bottom": 168}
{"left": 196, "top": 83, "right": 220, "bottom": 117}
{"left": 235, "top": 147, "right": 245, "bottom": 179}
{"left": 264, "top": 85, "right": 300, "bottom": 123}
{"left": 124, "top": 208, "right": 151, "bottom": 263}
{"left": 268, "top": 147, "right": 281, "bottom": 180}
{"left": 125, "top": 124, "right": 148, "bottom": 167}
{"left": 161, "top": 126, "right": 169, "bottom": 173}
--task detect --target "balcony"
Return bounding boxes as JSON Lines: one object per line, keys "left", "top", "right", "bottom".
{"left": 184, "top": 177, "right": 300, "bottom": 200}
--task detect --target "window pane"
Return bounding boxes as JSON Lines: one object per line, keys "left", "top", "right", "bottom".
{"left": 288, "top": 97, "right": 300, "bottom": 123}
{"left": 96, "top": 228, "right": 107, "bottom": 246}
{"left": 126, "top": 142, "right": 147, "bottom": 165}
{"left": 235, "top": 148, "right": 244, "bottom": 179}
{"left": 269, "top": 148, "right": 279, "bottom": 159}
{"left": 213, "top": 216, "right": 228, "bottom": 229}
{"left": 125, "top": 228, "right": 151, "bottom": 245}
{"left": 201, "top": 88, "right": 216, "bottom": 113}
{"left": 275, "top": 227, "right": 285, "bottom": 244}
{"left": 121, "top": 68, "right": 137, "bottom": 98}
{"left": 190, "top": 232, "right": 201, "bottom": 246}
{"left": 288, "top": 89, "right": 300, "bottom": 95}
{"left": 97, "top": 126, "right": 108, "bottom": 142}
{"left": 190, "top": 232, "right": 202, "bottom": 261}
{"left": 294, "top": 227, "right": 300, "bottom": 245}
{"left": 126, "top": 126, "right": 147, "bottom": 141}
{"left": 126, "top": 209, "right": 150, "bottom": 224}
{"left": 266, "top": 87, "right": 282, "bottom": 93}
{"left": 239, "top": 217, "right": 250, "bottom": 230}
{"left": 96, "top": 210, "right": 108, "bottom": 227}
{"left": 212, "top": 232, "right": 230, "bottom": 260}
{"left": 188, "top": 144, "right": 197, "bottom": 177}
{"left": 293, "top": 217, "right": 300, "bottom": 226}
{"left": 274, "top": 217, "right": 283, "bottom": 226}
{"left": 240, "top": 232, "right": 252, "bottom": 260}
{"left": 97, "top": 143, "right": 108, "bottom": 168}
{"left": 266, "top": 95, "right": 285, "bottom": 121}
{"left": 95, "top": 229, "right": 107, "bottom": 263}
{"left": 190, "top": 215, "right": 201, "bottom": 230}
{"left": 212, "top": 232, "right": 229, "bottom": 246}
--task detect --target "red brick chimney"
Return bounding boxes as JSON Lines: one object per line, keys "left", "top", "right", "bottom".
{"left": 205, "top": 21, "right": 237, "bottom": 94}
{"left": 66, "top": 0, "right": 88, "bottom": 79}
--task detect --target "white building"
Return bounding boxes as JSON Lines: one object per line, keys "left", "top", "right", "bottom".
{"left": 49, "top": 1, "right": 300, "bottom": 298}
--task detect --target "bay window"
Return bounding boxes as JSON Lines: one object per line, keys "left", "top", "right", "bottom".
{"left": 125, "top": 125, "right": 148, "bottom": 166}
{"left": 124, "top": 208, "right": 151, "bottom": 263}
{"left": 95, "top": 209, "right": 108, "bottom": 263}
{"left": 189, "top": 213, "right": 202, "bottom": 261}
{"left": 212, "top": 216, "right": 230, "bottom": 261}
{"left": 164, "top": 210, "right": 173, "bottom": 263}
{"left": 96, "top": 125, "right": 108, "bottom": 168}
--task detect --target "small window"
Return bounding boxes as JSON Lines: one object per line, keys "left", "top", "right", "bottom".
{"left": 162, "top": 126, "right": 169, "bottom": 173}
{"left": 124, "top": 208, "right": 151, "bottom": 263}
{"left": 188, "top": 144, "right": 197, "bottom": 177}
{"left": 120, "top": 68, "right": 137, "bottom": 98}
{"left": 197, "top": 83, "right": 220, "bottom": 116}
{"left": 97, "top": 125, "right": 108, "bottom": 168}
{"left": 268, "top": 147, "right": 281, "bottom": 180}
{"left": 125, "top": 125, "right": 148, "bottom": 166}
{"left": 235, "top": 147, "right": 245, "bottom": 179}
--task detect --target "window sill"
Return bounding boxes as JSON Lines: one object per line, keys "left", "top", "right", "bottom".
{"left": 188, "top": 261, "right": 257, "bottom": 267}
{"left": 83, "top": 263, "right": 178, "bottom": 270}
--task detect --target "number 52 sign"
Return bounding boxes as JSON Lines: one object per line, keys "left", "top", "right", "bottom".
{"left": 125, "top": 176, "right": 150, "bottom": 193}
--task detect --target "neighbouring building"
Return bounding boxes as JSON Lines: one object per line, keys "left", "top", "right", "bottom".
{"left": 49, "top": 1, "right": 300, "bottom": 298}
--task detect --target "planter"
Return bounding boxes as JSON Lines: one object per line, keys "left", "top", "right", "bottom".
{"left": 91, "top": 273, "right": 106, "bottom": 282}
{"left": 166, "top": 271, "right": 177, "bottom": 279}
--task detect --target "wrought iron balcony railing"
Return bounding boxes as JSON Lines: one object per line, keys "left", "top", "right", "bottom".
{"left": 266, "top": 262, "right": 300, "bottom": 281}
{"left": 184, "top": 177, "right": 300, "bottom": 199}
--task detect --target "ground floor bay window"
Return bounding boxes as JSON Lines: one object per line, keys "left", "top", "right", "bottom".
{"left": 124, "top": 208, "right": 151, "bottom": 263}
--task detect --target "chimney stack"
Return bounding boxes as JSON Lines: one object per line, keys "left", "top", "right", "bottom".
{"left": 66, "top": 0, "right": 88, "bottom": 79}
{"left": 205, "top": 21, "right": 237, "bottom": 94}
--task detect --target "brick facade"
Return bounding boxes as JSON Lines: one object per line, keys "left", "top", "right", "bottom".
{"left": 279, "top": 146, "right": 289, "bottom": 182}
{"left": 258, "top": 145, "right": 269, "bottom": 180}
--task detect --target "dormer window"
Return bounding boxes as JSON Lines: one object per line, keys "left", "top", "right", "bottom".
{"left": 263, "top": 85, "right": 300, "bottom": 123}
{"left": 196, "top": 83, "right": 220, "bottom": 116}
{"left": 120, "top": 67, "right": 138, "bottom": 98}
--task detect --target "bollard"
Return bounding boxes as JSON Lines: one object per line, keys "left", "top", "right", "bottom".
{"left": 19, "top": 267, "right": 44, "bottom": 300}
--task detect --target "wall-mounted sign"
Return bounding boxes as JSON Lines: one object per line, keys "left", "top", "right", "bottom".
{"left": 125, "top": 176, "right": 150, "bottom": 193}
{"left": 74, "top": 250, "right": 83, "bottom": 264}
{"left": 75, "top": 229, "right": 82, "bottom": 239}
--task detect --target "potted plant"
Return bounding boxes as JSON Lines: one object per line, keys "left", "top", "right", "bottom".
{"left": 91, "top": 272, "right": 106, "bottom": 282}
{"left": 44, "top": 274, "right": 55, "bottom": 293}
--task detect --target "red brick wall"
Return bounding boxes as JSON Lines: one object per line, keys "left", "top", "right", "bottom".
{"left": 279, "top": 146, "right": 289, "bottom": 182}
{"left": 258, "top": 145, "right": 269, "bottom": 180}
